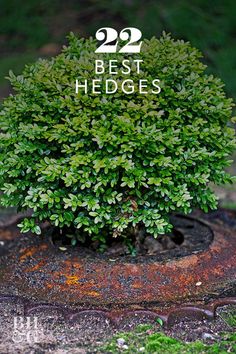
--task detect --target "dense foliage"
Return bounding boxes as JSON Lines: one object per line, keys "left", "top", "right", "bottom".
{"left": 0, "top": 33, "right": 235, "bottom": 242}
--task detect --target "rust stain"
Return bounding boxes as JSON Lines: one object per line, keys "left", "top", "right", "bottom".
{"left": 86, "top": 291, "right": 100, "bottom": 297}
{"left": 65, "top": 275, "right": 80, "bottom": 285}
{"left": 20, "top": 247, "right": 37, "bottom": 262}
{"left": 46, "top": 284, "right": 53, "bottom": 289}
{"left": 132, "top": 282, "right": 142, "bottom": 289}
{"left": 0, "top": 229, "right": 20, "bottom": 240}
{"left": 19, "top": 244, "right": 48, "bottom": 262}
{"left": 172, "top": 254, "right": 200, "bottom": 268}
{"left": 24, "top": 260, "right": 46, "bottom": 272}
{"left": 0, "top": 211, "right": 236, "bottom": 306}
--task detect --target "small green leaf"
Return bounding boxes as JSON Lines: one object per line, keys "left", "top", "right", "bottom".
{"left": 156, "top": 317, "right": 164, "bottom": 326}
{"left": 71, "top": 238, "right": 77, "bottom": 246}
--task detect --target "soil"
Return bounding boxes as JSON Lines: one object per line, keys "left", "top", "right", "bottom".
{"left": 51, "top": 214, "right": 213, "bottom": 261}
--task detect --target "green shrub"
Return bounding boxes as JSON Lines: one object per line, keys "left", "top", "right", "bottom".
{"left": 0, "top": 33, "right": 235, "bottom": 243}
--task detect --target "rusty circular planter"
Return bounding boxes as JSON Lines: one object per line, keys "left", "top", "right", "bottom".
{"left": 0, "top": 209, "right": 235, "bottom": 314}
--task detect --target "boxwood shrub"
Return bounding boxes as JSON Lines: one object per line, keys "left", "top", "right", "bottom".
{"left": 0, "top": 33, "right": 235, "bottom": 243}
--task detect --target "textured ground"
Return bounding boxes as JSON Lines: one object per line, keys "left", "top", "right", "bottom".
{"left": 0, "top": 294, "right": 235, "bottom": 353}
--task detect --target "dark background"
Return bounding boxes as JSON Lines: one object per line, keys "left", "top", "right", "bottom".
{"left": 0, "top": 0, "right": 235, "bottom": 206}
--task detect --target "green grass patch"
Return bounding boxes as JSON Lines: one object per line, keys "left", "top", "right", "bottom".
{"left": 98, "top": 324, "right": 236, "bottom": 353}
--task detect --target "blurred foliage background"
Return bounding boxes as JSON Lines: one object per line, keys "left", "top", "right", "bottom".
{"left": 0, "top": 0, "right": 235, "bottom": 206}
{"left": 0, "top": 0, "right": 235, "bottom": 101}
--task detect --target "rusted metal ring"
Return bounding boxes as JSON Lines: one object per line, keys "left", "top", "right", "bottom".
{"left": 0, "top": 211, "right": 235, "bottom": 308}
